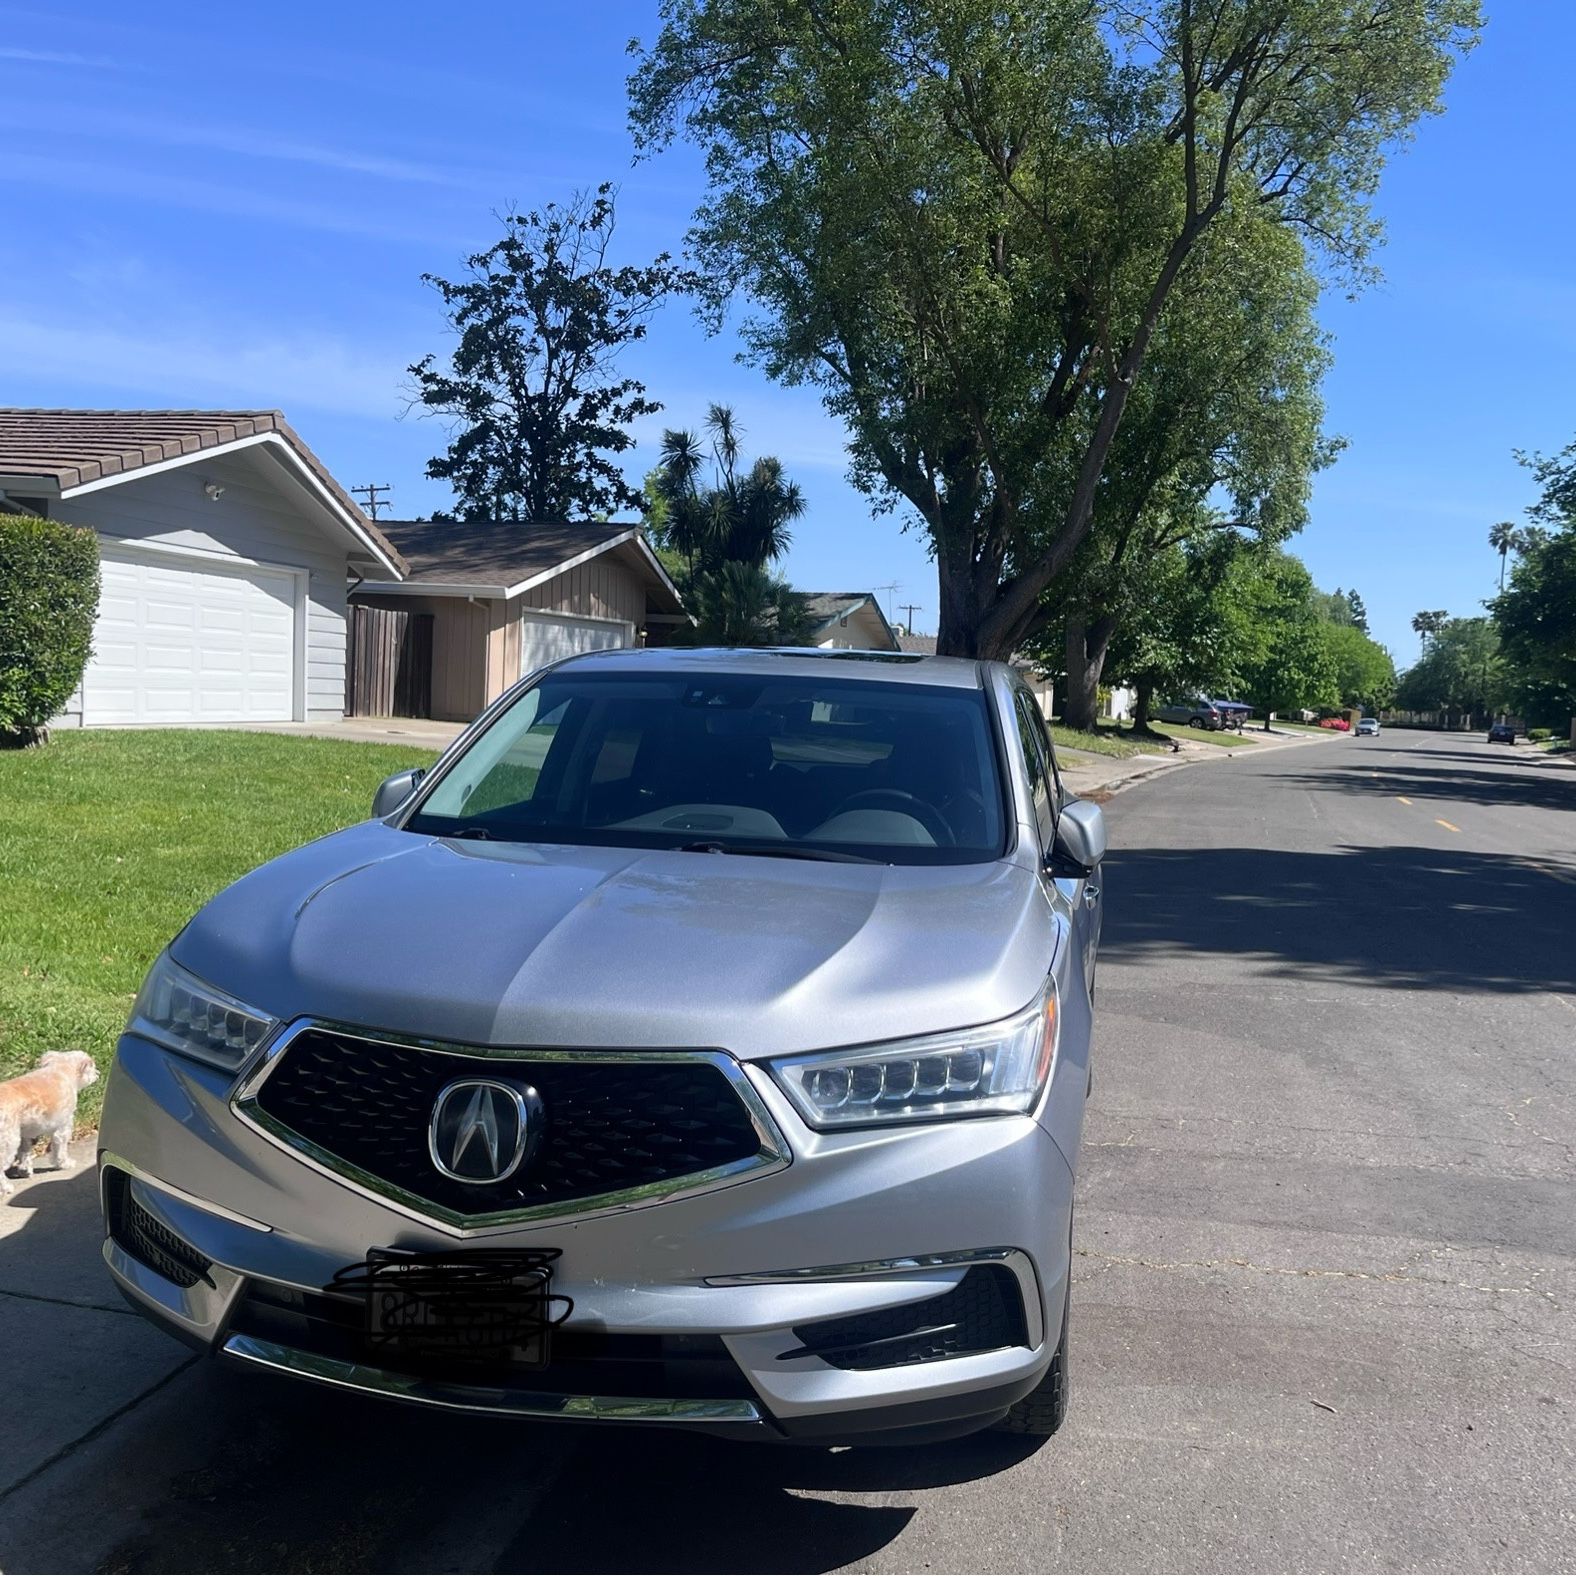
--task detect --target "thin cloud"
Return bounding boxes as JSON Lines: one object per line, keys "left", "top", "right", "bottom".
{"left": 0, "top": 45, "right": 123, "bottom": 66}
{"left": 0, "top": 309, "right": 407, "bottom": 421}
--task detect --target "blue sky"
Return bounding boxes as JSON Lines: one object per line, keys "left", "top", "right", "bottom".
{"left": 2, "top": 2, "right": 1568, "bottom": 662}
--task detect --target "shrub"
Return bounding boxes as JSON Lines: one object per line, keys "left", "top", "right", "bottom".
{"left": 1529, "top": 727, "right": 1552, "bottom": 743}
{"left": 0, "top": 513, "right": 100, "bottom": 744}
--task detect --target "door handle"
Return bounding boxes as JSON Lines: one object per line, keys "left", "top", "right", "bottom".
{"left": 1084, "top": 884, "right": 1100, "bottom": 906}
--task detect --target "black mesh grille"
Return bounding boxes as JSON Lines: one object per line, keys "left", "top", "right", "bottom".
{"left": 249, "top": 1029, "right": 766, "bottom": 1218}
{"left": 105, "top": 1170, "right": 214, "bottom": 1289}
{"left": 787, "top": 1265, "right": 1027, "bottom": 1370}
{"left": 228, "top": 1280, "right": 757, "bottom": 1400}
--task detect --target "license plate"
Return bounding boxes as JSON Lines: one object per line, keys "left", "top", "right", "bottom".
{"left": 337, "top": 1248, "right": 567, "bottom": 1369}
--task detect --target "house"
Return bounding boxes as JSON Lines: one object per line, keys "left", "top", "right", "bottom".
{"left": 804, "top": 591, "right": 901, "bottom": 650}
{"left": 898, "top": 630, "right": 1056, "bottom": 720}
{"left": 348, "top": 518, "right": 687, "bottom": 722}
{"left": 0, "top": 409, "right": 404, "bottom": 727}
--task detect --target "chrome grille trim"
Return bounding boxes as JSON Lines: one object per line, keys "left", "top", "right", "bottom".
{"left": 230, "top": 1018, "right": 791, "bottom": 1238}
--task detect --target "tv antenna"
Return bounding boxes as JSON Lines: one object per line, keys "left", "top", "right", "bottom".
{"left": 875, "top": 581, "right": 900, "bottom": 619}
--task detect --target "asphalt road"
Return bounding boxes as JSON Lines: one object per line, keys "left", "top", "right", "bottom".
{"left": 1, "top": 729, "right": 1571, "bottom": 1573}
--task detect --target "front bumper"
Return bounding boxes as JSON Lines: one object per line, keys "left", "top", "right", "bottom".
{"left": 100, "top": 1031, "right": 1078, "bottom": 1441}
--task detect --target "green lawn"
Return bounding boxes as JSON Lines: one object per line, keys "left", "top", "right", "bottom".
{"left": 0, "top": 730, "right": 436, "bottom": 1122}
{"left": 1047, "top": 723, "right": 1157, "bottom": 761}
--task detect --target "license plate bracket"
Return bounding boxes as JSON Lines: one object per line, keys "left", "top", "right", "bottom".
{"left": 333, "top": 1247, "right": 570, "bottom": 1369}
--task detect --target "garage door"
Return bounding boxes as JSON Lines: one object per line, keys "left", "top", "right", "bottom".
{"left": 520, "top": 612, "right": 631, "bottom": 678}
{"left": 83, "top": 544, "right": 298, "bottom": 725}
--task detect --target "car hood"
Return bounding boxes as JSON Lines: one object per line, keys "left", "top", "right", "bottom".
{"left": 171, "top": 822, "right": 1058, "bottom": 1060}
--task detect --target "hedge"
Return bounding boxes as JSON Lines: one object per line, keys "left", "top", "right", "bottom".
{"left": 0, "top": 513, "right": 100, "bottom": 742}
{"left": 1529, "top": 727, "right": 1552, "bottom": 743}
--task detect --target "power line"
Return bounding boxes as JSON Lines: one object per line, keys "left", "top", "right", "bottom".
{"left": 352, "top": 483, "right": 393, "bottom": 520}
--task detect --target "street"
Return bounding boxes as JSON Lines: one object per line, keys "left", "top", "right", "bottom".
{"left": 1, "top": 729, "right": 1571, "bottom": 1573}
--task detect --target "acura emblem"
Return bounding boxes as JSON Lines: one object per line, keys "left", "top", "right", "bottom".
{"left": 428, "top": 1079, "right": 537, "bottom": 1185}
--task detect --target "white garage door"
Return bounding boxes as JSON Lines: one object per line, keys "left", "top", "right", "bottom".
{"left": 83, "top": 544, "right": 298, "bottom": 725}
{"left": 520, "top": 612, "right": 632, "bottom": 678}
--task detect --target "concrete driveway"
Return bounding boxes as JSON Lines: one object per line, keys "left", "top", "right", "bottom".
{"left": 2, "top": 728, "right": 1571, "bottom": 1572}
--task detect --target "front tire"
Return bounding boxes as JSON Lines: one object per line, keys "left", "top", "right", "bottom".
{"left": 994, "top": 1275, "right": 1070, "bottom": 1436}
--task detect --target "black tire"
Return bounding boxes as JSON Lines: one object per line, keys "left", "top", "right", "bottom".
{"left": 994, "top": 1272, "right": 1070, "bottom": 1436}
{"left": 1188, "top": 716, "right": 1205, "bottom": 728}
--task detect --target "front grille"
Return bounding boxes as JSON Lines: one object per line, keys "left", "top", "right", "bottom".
{"left": 785, "top": 1265, "right": 1027, "bottom": 1370}
{"left": 227, "top": 1280, "right": 757, "bottom": 1400}
{"left": 246, "top": 1028, "right": 769, "bottom": 1220}
{"left": 105, "top": 1169, "right": 214, "bottom": 1289}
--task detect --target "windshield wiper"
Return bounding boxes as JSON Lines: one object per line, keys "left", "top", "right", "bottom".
{"left": 677, "top": 840, "right": 882, "bottom": 865}
{"left": 447, "top": 826, "right": 495, "bottom": 840}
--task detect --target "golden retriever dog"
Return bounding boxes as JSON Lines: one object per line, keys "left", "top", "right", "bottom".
{"left": 0, "top": 1051, "right": 98, "bottom": 1195}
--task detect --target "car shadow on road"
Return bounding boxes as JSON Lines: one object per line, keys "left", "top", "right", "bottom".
{"left": 1106, "top": 842, "right": 1576, "bottom": 994}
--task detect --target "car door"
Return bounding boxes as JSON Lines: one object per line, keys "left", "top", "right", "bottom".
{"left": 1012, "top": 691, "right": 1101, "bottom": 996}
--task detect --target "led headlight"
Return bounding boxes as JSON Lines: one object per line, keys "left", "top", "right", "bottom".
{"left": 128, "top": 953, "right": 277, "bottom": 1072}
{"left": 769, "top": 978, "right": 1059, "bottom": 1129}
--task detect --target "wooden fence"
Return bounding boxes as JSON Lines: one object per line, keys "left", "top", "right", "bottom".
{"left": 346, "top": 605, "right": 433, "bottom": 718}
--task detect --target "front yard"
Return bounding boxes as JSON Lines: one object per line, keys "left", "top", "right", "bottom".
{"left": 0, "top": 730, "right": 436, "bottom": 1122}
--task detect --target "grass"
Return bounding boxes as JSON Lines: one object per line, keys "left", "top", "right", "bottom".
{"left": 0, "top": 729, "right": 436, "bottom": 1122}
{"left": 1046, "top": 723, "right": 1156, "bottom": 761}
{"left": 1143, "top": 720, "right": 1258, "bottom": 749}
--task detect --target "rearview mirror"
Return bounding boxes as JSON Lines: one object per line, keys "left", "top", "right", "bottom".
{"left": 372, "top": 767, "right": 425, "bottom": 820}
{"left": 1051, "top": 798, "right": 1106, "bottom": 874}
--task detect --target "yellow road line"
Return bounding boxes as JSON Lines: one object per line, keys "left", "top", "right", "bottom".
{"left": 1397, "top": 796, "right": 1413, "bottom": 805}
{"left": 1436, "top": 818, "right": 1461, "bottom": 832}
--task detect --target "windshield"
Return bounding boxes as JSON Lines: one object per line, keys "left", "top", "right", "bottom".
{"left": 406, "top": 669, "right": 1007, "bottom": 865}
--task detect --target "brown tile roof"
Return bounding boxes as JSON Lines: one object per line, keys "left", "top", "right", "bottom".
{"left": 897, "top": 632, "right": 937, "bottom": 654}
{"left": 373, "top": 517, "right": 658, "bottom": 588}
{"left": 0, "top": 408, "right": 404, "bottom": 574}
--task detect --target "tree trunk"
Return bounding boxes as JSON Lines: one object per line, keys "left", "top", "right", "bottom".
{"left": 1132, "top": 680, "right": 1153, "bottom": 731}
{"left": 1062, "top": 614, "right": 1116, "bottom": 731}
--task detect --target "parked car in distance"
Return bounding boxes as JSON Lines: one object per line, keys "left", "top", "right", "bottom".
{"left": 1154, "top": 695, "right": 1223, "bottom": 729}
{"left": 99, "top": 647, "right": 1105, "bottom": 1445}
{"left": 1355, "top": 717, "right": 1380, "bottom": 737}
{"left": 1487, "top": 721, "right": 1517, "bottom": 743}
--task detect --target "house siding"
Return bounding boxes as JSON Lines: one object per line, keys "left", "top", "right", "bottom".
{"left": 518, "top": 560, "right": 645, "bottom": 626}
{"left": 56, "top": 449, "right": 349, "bottom": 721}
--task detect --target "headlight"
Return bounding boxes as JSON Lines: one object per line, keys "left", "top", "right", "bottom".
{"left": 128, "top": 953, "right": 277, "bottom": 1072}
{"left": 769, "top": 978, "right": 1058, "bottom": 1129}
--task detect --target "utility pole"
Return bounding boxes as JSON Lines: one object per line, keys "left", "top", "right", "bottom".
{"left": 352, "top": 483, "right": 393, "bottom": 520}
{"left": 899, "top": 602, "right": 923, "bottom": 632}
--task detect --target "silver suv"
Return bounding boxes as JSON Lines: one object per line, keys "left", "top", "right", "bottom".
{"left": 100, "top": 649, "right": 1104, "bottom": 1444}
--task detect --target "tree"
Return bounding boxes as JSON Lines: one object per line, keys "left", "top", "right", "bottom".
{"left": 1053, "top": 213, "right": 1334, "bottom": 727}
{"left": 1490, "top": 442, "right": 1576, "bottom": 730}
{"left": 1395, "top": 617, "right": 1508, "bottom": 719}
{"left": 630, "top": 0, "right": 1478, "bottom": 658}
{"left": 0, "top": 511, "right": 100, "bottom": 747}
{"left": 1235, "top": 553, "right": 1339, "bottom": 724}
{"left": 1489, "top": 519, "right": 1518, "bottom": 592}
{"left": 649, "top": 406, "right": 811, "bottom": 645}
{"left": 1097, "top": 534, "right": 1262, "bottom": 730}
{"left": 1411, "top": 609, "right": 1448, "bottom": 654}
{"left": 1320, "top": 621, "right": 1396, "bottom": 712}
{"left": 411, "top": 185, "right": 696, "bottom": 521}
{"left": 1311, "top": 587, "right": 1355, "bottom": 625}
{"left": 1346, "top": 589, "right": 1370, "bottom": 634}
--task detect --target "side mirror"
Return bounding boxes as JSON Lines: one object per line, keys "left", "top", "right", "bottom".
{"left": 1050, "top": 798, "right": 1106, "bottom": 874}
{"left": 372, "top": 766, "right": 425, "bottom": 820}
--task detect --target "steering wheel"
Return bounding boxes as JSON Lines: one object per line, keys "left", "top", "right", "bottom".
{"left": 831, "top": 788, "right": 953, "bottom": 845}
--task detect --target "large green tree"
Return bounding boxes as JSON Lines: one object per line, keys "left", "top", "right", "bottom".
{"left": 1055, "top": 214, "right": 1333, "bottom": 727}
{"left": 411, "top": 185, "right": 695, "bottom": 521}
{"left": 1490, "top": 442, "right": 1576, "bottom": 730}
{"left": 1235, "top": 552, "right": 1339, "bottom": 724}
{"left": 1395, "top": 617, "right": 1509, "bottom": 719}
{"left": 1320, "top": 621, "right": 1397, "bottom": 712}
{"left": 630, "top": 0, "right": 1477, "bottom": 658}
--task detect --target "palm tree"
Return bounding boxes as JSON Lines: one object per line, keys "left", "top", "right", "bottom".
{"left": 1489, "top": 520, "right": 1518, "bottom": 591}
{"left": 652, "top": 407, "right": 808, "bottom": 645}
{"left": 1411, "top": 609, "right": 1448, "bottom": 655}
